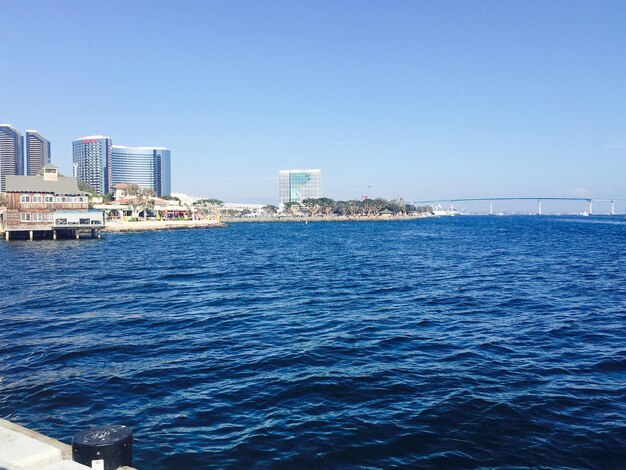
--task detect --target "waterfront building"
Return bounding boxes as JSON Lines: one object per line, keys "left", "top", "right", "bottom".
{"left": 0, "top": 124, "right": 24, "bottom": 192}
{"left": 110, "top": 145, "right": 171, "bottom": 197}
{"left": 279, "top": 169, "right": 322, "bottom": 206}
{"left": 72, "top": 135, "right": 112, "bottom": 195}
{"left": 25, "top": 130, "right": 51, "bottom": 176}
{"left": 1, "top": 163, "right": 104, "bottom": 240}
{"left": 111, "top": 183, "right": 130, "bottom": 200}
{"left": 95, "top": 193, "right": 184, "bottom": 220}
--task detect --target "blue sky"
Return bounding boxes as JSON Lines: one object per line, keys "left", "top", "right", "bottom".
{"left": 1, "top": 0, "right": 625, "bottom": 206}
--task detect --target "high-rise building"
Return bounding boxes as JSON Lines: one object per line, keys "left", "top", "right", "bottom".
{"left": 72, "top": 135, "right": 112, "bottom": 195}
{"left": 110, "top": 145, "right": 171, "bottom": 197}
{"left": 0, "top": 124, "right": 24, "bottom": 192}
{"left": 279, "top": 169, "right": 322, "bottom": 205}
{"left": 25, "top": 130, "right": 51, "bottom": 176}
{"left": 155, "top": 148, "right": 171, "bottom": 197}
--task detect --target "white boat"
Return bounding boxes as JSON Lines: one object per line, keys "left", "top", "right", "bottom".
{"left": 433, "top": 207, "right": 458, "bottom": 216}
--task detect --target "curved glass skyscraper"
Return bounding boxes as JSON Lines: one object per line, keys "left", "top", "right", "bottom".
{"left": 111, "top": 146, "right": 171, "bottom": 197}
{"left": 72, "top": 135, "right": 112, "bottom": 195}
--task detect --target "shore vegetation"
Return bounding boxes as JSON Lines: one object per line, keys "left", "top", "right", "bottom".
{"left": 280, "top": 198, "right": 433, "bottom": 218}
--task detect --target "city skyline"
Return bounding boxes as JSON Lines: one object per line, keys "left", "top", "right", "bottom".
{"left": 1, "top": 1, "right": 626, "bottom": 206}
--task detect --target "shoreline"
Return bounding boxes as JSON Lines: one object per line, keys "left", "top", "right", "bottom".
{"left": 103, "top": 219, "right": 227, "bottom": 232}
{"left": 0, "top": 215, "right": 433, "bottom": 237}
{"left": 222, "top": 214, "right": 433, "bottom": 223}
{"left": 103, "top": 214, "right": 433, "bottom": 232}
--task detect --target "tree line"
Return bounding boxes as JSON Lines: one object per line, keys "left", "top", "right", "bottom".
{"left": 264, "top": 198, "right": 433, "bottom": 217}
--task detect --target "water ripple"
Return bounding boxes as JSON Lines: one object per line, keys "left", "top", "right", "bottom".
{"left": 2, "top": 217, "right": 626, "bottom": 468}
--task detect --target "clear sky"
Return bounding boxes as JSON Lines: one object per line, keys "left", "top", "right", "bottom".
{"left": 1, "top": 0, "right": 625, "bottom": 206}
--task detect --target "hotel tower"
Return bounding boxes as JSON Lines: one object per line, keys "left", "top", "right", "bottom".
{"left": 25, "top": 130, "right": 51, "bottom": 176}
{"left": 0, "top": 124, "right": 24, "bottom": 192}
{"left": 72, "top": 135, "right": 112, "bottom": 194}
{"left": 110, "top": 145, "right": 171, "bottom": 197}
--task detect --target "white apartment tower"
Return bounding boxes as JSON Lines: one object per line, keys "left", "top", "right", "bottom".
{"left": 279, "top": 169, "right": 322, "bottom": 205}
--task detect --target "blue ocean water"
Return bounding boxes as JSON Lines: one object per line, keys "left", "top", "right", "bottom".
{"left": 1, "top": 216, "right": 626, "bottom": 469}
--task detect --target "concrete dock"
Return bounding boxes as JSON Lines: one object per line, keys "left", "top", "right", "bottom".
{"left": 0, "top": 419, "right": 135, "bottom": 470}
{"left": 103, "top": 219, "right": 226, "bottom": 232}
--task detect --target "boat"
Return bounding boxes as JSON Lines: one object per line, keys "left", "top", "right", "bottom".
{"left": 433, "top": 204, "right": 458, "bottom": 217}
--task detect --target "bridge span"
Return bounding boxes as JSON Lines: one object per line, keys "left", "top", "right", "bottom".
{"left": 411, "top": 197, "right": 626, "bottom": 215}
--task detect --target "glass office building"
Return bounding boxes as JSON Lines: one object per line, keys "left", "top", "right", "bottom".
{"left": 72, "top": 135, "right": 112, "bottom": 195}
{"left": 279, "top": 169, "right": 322, "bottom": 205}
{"left": 111, "top": 146, "right": 171, "bottom": 197}
{"left": 0, "top": 124, "right": 24, "bottom": 192}
{"left": 26, "top": 130, "right": 51, "bottom": 176}
{"left": 154, "top": 148, "right": 171, "bottom": 197}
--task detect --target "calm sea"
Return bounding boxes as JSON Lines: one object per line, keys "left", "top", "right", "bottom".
{"left": 2, "top": 216, "right": 626, "bottom": 469}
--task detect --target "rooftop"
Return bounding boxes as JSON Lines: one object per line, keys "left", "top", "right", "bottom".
{"left": 73, "top": 135, "right": 110, "bottom": 141}
{"left": 112, "top": 145, "right": 169, "bottom": 150}
{"left": 5, "top": 168, "right": 87, "bottom": 195}
{"left": 0, "top": 124, "right": 22, "bottom": 135}
{"left": 279, "top": 169, "right": 321, "bottom": 173}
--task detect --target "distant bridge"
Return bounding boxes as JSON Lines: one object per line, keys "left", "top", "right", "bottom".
{"left": 410, "top": 197, "right": 626, "bottom": 215}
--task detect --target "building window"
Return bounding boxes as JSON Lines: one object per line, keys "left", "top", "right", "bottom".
{"left": 33, "top": 195, "right": 43, "bottom": 203}
{"left": 45, "top": 195, "right": 54, "bottom": 203}
{"left": 56, "top": 196, "right": 63, "bottom": 203}
{"left": 69, "top": 197, "right": 78, "bottom": 203}
{"left": 46, "top": 213, "right": 54, "bottom": 221}
{"left": 20, "top": 195, "right": 30, "bottom": 203}
{"left": 33, "top": 213, "right": 44, "bottom": 222}
{"left": 20, "top": 213, "right": 31, "bottom": 222}
{"left": 81, "top": 196, "right": 88, "bottom": 203}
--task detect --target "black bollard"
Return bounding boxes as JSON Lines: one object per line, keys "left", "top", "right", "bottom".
{"left": 72, "top": 425, "right": 133, "bottom": 470}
